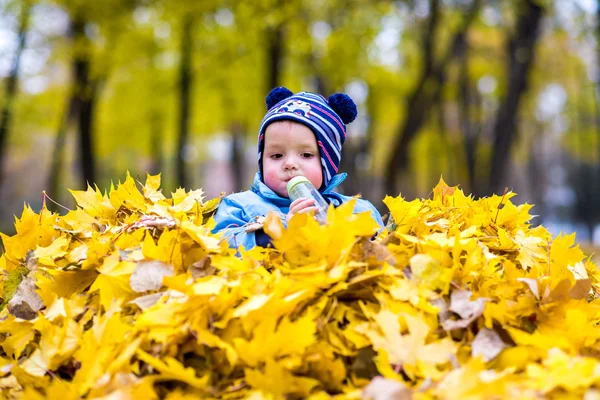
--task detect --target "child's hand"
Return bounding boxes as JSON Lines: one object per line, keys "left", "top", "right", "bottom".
{"left": 286, "top": 198, "right": 317, "bottom": 224}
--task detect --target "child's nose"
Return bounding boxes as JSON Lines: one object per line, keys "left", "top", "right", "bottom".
{"left": 283, "top": 156, "right": 298, "bottom": 170}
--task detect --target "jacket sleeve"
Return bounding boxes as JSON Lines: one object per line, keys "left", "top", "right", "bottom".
{"left": 367, "top": 203, "right": 384, "bottom": 229}
{"left": 355, "top": 198, "right": 385, "bottom": 229}
{"left": 212, "top": 196, "right": 257, "bottom": 251}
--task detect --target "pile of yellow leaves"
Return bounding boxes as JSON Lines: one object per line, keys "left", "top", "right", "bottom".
{"left": 0, "top": 173, "right": 599, "bottom": 399}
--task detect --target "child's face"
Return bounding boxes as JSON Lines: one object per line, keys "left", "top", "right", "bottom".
{"left": 262, "top": 121, "right": 323, "bottom": 198}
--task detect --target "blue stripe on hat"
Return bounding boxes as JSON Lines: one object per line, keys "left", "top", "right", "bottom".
{"left": 261, "top": 112, "right": 341, "bottom": 162}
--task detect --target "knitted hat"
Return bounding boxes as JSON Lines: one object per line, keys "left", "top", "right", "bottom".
{"left": 257, "top": 87, "right": 358, "bottom": 188}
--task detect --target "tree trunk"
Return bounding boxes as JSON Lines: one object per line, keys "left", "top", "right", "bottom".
{"left": 458, "top": 38, "right": 478, "bottom": 193}
{"left": 148, "top": 41, "right": 163, "bottom": 176}
{"left": 48, "top": 15, "right": 96, "bottom": 192}
{"left": 309, "top": 55, "right": 329, "bottom": 95}
{"left": 47, "top": 94, "right": 75, "bottom": 201}
{"left": 384, "top": 0, "right": 481, "bottom": 196}
{"left": 230, "top": 121, "right": 246, "bottom": 192}
{"left": 0, "top": 2, "right": 30, "bottom": 192}
{"left": 266, "top": 24, "right": 284, "bottom": 91}
{"left": 177, "top": 15, "right": 193, "bottom": 189}
{"left": 149, "top": 111, "right": 163, "bottom": 175}
{"left": 67, "top": 16, "right": 98, "bottom": 188}
{"left": 435, "top": 83, "right": 452, "bottom": 181}
{"left": 49, "top": 14, "right": 111, "bottom": 196}
{"left": 592, "top": 2, "right": 600, "bottom": 229}
{"left": 487, "top": 0, "right": 544, "bottom": 194}
{"left": 77, "top": 64, "right": 97, "bottom": 187}
{"left": 597, "top": 2, "right": 600, "bottom": 166}
{"left": 363, "top": 85, "right": 380, "bottom": 203}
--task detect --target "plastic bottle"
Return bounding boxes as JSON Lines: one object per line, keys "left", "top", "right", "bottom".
{"left": 286, "top": 176, "right": 329, "bottom": 224}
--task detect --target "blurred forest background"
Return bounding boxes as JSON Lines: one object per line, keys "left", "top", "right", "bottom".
{"left": 0, "top": 0, "right": 599, "bottom": 245}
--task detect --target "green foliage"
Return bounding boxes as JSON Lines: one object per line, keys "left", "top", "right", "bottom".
{"left": 0, "top": 0, "right": 598, "bottom": 207}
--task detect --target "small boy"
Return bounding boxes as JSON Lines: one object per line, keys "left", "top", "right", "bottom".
{"left": 212, "top": 87, "right": 384, "bottom": 250}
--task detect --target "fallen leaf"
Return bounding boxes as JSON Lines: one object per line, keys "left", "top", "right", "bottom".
{"left": 245, "top": 216, "right": 266, "bottom": 233}
{"left": 189, "top": 257, "right": 216, "bottom": 279}
{"left": 518, "top": 278, "right": 539, "bottom": 300}
{"left": 442, "top": 290, "right": 486, "bottom": 330}
{"left": 129, "top": 292, "right": 165, "bottom": 310}
{"left": 360, "top": 239, "right": 397, "bottom": 266}
{"left": 7, "top": 277, "right": 43, "bottom": 320}
{"left": 130, "top": 260, "right": 174, "bottom": 293}
{"left": 471, "top": 328, "right": 509, "bottom": 362}
{"left": 363, "top": 376, "right": 413, "bottom": 400}
{"left": 126, "top": 215, "right": 176, "bottom": 232}
{"left": 570, "top": 279, "right": 592, "bottom": 300}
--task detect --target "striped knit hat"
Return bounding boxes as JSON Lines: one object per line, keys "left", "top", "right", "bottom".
{"left": 257, "top": 87, "right": 358, "bottom": 188}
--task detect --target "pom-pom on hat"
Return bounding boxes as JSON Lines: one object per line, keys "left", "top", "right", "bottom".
{"left": 258, "top": 87, "right": 357, "bottom": 188}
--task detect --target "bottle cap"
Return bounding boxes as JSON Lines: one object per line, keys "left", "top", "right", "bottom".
{"left": 286, "top": 176, "right": 310, "bottom": 194}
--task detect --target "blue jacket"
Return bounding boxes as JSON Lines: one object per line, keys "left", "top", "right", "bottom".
{"left": 212, "top": 172, "right": 384, "bottom": 250}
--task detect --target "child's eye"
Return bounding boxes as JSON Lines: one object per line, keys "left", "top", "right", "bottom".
{"left": 270, "top": 154, "right": 282, "bottom": 159}
{"left": 301, "top": 153, "right": 313, "bottom": 158}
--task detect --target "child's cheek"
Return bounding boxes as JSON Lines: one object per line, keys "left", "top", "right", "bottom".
{"left": 263, "top": 167, "right": 281, "bottom": 192}
{"left": 305, "top": 163, "right": 323, "bottom": 189}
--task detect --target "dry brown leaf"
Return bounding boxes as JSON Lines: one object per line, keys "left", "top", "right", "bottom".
{"left": 130, "top": 260, "right": 174, "bottom": 293}
{"left": 442, "top": 290, "right": 487, "bottom": 330}
{"left": 518, "top": 278, "right": 540, "bottom": 300}
{"left": 431, "top": 297, "right": 450, "bottom": 323}
{"left": 7, "top": 277, "right": 43, "bottom": 320}
{"left": 129, "top": 292, "right": 165, "bottom": 310}
{"left": 570, "top": 278, "right": 592, "bottom": 300}
{"left": 126, "top": 215, "right": 176, "bottom": 232}
{"left": 190, "top": 257, "right": 216, "bottom": 279}
{"left": 360, "top": 239, "right": 397, "bottom": 266}
{"left": 363, "top": 377, "right": 413, "bottom": 400}
{"left": 245, "top": 216, "right": 266, "bottom": 233}
{"left": 471, "top": 328, "right": 509, "bottom": 361}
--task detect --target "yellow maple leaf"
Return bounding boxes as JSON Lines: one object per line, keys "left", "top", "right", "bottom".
{"left": 382, "top": 195, "right": 421, "bottom": 235}
{"left": 180, "top": 220, "right": 222, "bottom": 253}
{"left": 527, "top": 348, "right": 600, "bottom": 393}
{"left": 0, "top": 205, "right": 58, "bottom": 263}
{"left": 69, "top": 185, "right": 116, "bottom": 221}
{"left": 80, "top": 236, "right": 112, "bottom": 270}
{"left": 109, "top": 172, "right": 148, "bottom": 212}
{"left": 550, "top": 233, "right": 586, "bottom": 284}
{"left": 432, "top": 176, "right": 456, "bottom": 205}
{"left": 73, "top": 304, "right": 138, "bottom": 395}
{"left": 356, "top": 310, "right": 455, "bottom": 375}
{"left": 245, "top": 359, "right": 319, "bottom": 397}
{"left": 514, "top": 229, "right": 546, "bottom": 271}
{"left": 61, "top": 207, "right": 101, "bottom": 233}
{"left": 171, "top": 189, "right": 204, "bottom": 213}
{"left": 136, "top": 349, "right": 209, "bottom": 389}
{"left": 409, "top": 253, "right": 453, "bottom": 293}
{"left": 435, "top": 357, "right": 521, "bottom": 399}
{"left": 19, "top": 349, "right": 49, "bottom": 377}
{"left": 89, "top": 252, "right": 136, "bottom": 310}
{"left": 0, "top": 316, "right": 34, "bottom": 359}
{"left": 33, "top": 315, "right": 81, "bottom": 371}
{"left": 33, "top": 236, "right": 70, "bottom": 268}
{"left": 234, "top": 314, "right": 317, "bottom": 367}
{"left": 143, "top": 173, "right": 166, "bottom": 203}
